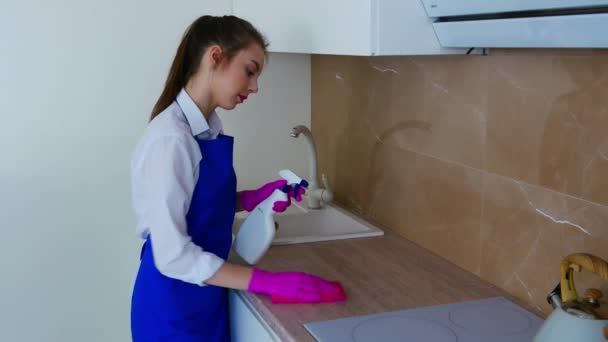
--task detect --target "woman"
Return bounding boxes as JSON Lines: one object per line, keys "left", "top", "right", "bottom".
{"left": 130, "top": 15, "right": 341, "bottom": 341}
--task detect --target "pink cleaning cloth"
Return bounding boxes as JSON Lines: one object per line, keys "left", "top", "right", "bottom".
{"left": 270, "top": 281, "right": 347, "bottom": 304}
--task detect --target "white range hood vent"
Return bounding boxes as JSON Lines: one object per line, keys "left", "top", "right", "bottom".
{"left": 421, "top": 0, "right": 608, "bottom": 48}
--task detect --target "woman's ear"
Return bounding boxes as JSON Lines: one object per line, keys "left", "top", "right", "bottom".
{"left": 207, "top": 45, "right": 223, "bottom": 69}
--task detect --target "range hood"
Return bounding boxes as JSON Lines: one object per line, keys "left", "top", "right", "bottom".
{"left": 421, "top": 0, "right": 608, "bottom": 48}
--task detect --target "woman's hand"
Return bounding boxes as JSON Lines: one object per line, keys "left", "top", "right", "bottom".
{"left": 247, "top": 269, "right": 345, "bottom": 303}
{"left": 240, "top": 180, "right": 305, "bottom": 212}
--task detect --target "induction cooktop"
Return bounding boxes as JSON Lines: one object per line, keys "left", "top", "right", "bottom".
{"left": 304, "top": 297, "right": 544, "bottom": 342}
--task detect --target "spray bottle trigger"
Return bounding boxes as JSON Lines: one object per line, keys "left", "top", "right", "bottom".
{"left": 292, "top": 180, "right": 309, "bottom": 199}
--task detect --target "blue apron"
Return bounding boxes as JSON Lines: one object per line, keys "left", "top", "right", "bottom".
{"left": 131, "top": 134, "right": 236, "bottom": 342}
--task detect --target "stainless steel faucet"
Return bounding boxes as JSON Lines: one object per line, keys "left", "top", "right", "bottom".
{"left": 290, "top": 125, "right": 333, "bottom": 209}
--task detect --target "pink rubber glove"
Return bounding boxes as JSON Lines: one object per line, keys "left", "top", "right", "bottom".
{"left": 247, "top": 269, "right": 343, "bottom": 303}
{"left": 271, "top": 186, "right": 306, "bottom": 212}
{"left": 271, "top": 281, "right": 347, "bottom": 304}
{"left": 241, "top": 179, "right": 287, "bottom": 212}
{"left": 241, "top": 180, "right": 306, "bottom": 213}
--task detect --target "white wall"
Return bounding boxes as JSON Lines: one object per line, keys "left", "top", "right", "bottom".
{"left": 0, "top": 1, "right": 310, "bottom": 341}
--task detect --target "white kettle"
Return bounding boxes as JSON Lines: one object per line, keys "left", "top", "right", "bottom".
{"left": 533, "top": 253, "right": 608, "bottom": 342}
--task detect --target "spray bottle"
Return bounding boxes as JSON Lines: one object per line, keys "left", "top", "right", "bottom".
{"left": 233, "top": 169, "right": 308, "bottom": 265}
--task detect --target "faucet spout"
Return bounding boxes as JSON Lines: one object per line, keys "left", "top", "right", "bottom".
{"left": 290, "top": 125, "right": 333, "bottom": 209}
{"left": 291, "top": 125, "right": 318, "bottom": 192}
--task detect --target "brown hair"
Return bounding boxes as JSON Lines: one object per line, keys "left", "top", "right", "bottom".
{"left": 149, "top": 15, "right": 268, "bottom": 121}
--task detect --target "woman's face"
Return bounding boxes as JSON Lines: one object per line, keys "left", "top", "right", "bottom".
{"left": 213, "top": 43, "right": 265, "bottom": 110}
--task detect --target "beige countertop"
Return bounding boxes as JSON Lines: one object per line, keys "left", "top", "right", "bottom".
{"left": 230, "top": 225, "right": 543, "bottom": 342}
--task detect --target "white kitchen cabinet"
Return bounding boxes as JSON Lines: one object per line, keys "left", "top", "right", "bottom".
{"left": 233, "top": 0, "right": 466, "bottom": 55}
{"left": 229, "top": 290, "right": 279, "bottom": 342}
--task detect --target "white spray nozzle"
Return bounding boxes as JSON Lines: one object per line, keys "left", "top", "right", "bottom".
{"left": 278, "top": 169, "right": 307, "bottom": 187}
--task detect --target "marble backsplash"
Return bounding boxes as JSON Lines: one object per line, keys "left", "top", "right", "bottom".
{"left": 311, "top": 49, "right": 608, "bottom": 315}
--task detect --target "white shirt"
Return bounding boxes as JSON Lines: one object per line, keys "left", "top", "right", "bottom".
{"left": 130, "top": 88, "right": 226, "bottom": 286}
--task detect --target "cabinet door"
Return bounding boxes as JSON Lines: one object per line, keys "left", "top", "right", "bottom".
{"left": 372, "top": 0, "right": 462, "bottom": 55}
{"left": 233, "top": 0, "right": 466, "bottom": 55}
{"left": 229, "top": 290, "right": 277, "bottom": 342}
{"left": 234, "top": 0, "right": 373, "bottom": 55}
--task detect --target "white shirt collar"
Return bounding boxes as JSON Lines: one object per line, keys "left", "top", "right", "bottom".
{"left": 175, "top": 88, "right": 222, "bottom": 138}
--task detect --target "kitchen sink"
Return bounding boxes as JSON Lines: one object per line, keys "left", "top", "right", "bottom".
{"left": 233, "top": 197, "right": 384, "bottom": 245}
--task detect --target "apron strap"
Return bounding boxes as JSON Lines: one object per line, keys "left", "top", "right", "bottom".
{"left": 139, "top": 240, "right": 148, "bottom": 260}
